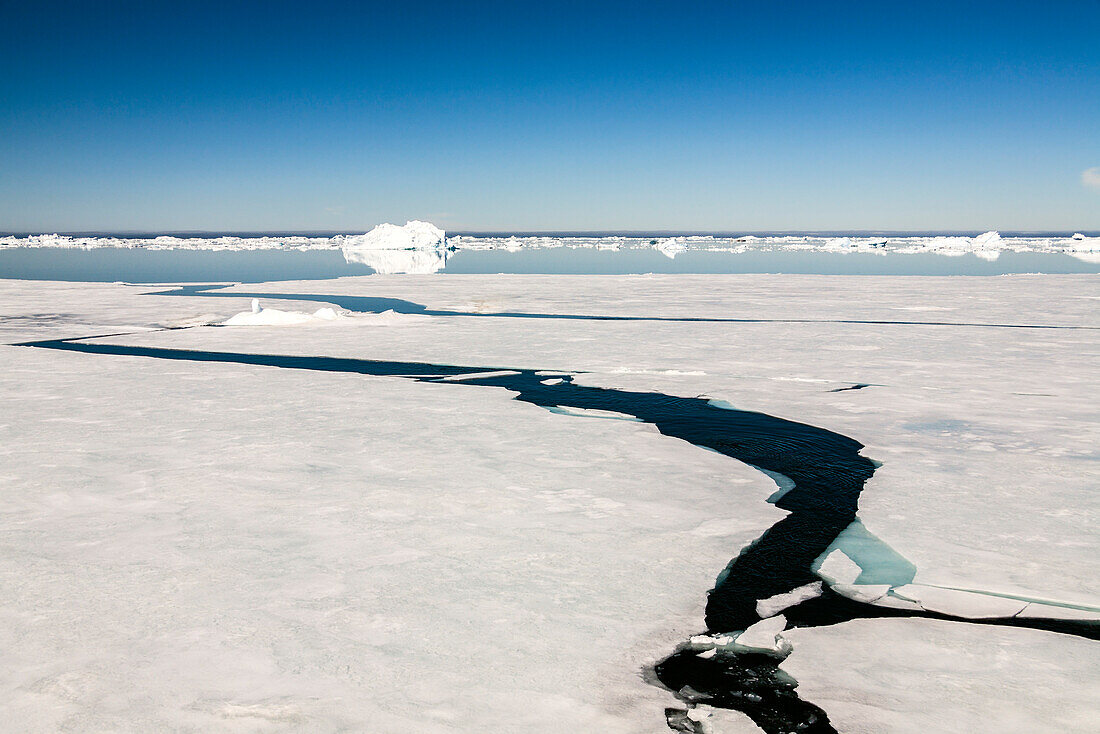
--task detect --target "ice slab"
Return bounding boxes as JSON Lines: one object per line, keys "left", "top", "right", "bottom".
{"left": 755, "top": 582, "right": 823, "bottom": 618}
{"left": 732, "top": 615, "right": 791, "bottom": 656}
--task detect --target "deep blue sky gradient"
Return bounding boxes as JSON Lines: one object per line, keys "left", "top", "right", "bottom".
{"left": 2, "top": 1, "right": 1098, "bottom": 231}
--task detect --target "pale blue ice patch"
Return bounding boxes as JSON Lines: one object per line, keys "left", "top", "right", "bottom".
{"left": 813, "top": 518, "right": 917, "bottom": 586}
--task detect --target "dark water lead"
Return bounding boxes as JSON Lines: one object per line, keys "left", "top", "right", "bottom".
{"left": 18, "top": 335, "right": 1099, "bottom": 734}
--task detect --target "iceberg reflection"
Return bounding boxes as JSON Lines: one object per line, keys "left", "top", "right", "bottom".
{"left": 341, "top": 246, "right": 448, "bottom": 274}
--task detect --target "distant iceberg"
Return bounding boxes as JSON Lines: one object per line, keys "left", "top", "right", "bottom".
{"left": 340, "top": 220, "right": 448, "bottom": 274}
{"left": 969, "top": 230, "right": 1003, "bottom": 261}
{"left": 656, "top": 238, "right": 687, "bottom": 259}
{"left": 340, "top": 220, "right": 446, "bottom": 251}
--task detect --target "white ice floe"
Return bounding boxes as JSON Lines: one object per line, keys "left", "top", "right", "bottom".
{"left": 755, "top": 581, "right": 823, "bottom": 618}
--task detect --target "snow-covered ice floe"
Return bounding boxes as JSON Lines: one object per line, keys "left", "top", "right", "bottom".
{"left": 1, "top": 273, "right": 1097, "bottom": 733}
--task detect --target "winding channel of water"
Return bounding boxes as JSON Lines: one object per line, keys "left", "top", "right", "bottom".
{"left": 18, "top": 293, "right": 1099, "bottom": 733}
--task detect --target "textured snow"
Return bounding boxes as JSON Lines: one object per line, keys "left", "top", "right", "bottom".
{"left": 1, "top": 273, "right": 1097, "bottom": 732}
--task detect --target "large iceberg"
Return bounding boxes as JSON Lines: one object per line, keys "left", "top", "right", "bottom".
{"left": 340, "top": 221, "right": 448, "bottom": 274}
{"left": 340, "top": 220, "right": 446, "bottom": 251}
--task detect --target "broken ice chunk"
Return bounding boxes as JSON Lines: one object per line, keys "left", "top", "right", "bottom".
{"left": 755, "top": 581, "right": 823, "bottom": 618}
{"left": 733, "top": 615, "right": 791, "bottom": 656}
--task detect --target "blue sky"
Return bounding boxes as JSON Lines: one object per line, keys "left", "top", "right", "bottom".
{"left": 2, "top": 1, "right": 1098, "bottom": 232}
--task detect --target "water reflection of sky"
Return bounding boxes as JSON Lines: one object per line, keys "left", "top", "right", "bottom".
{"left": 1, "top": 246, "right": 1098, "bottom": 282}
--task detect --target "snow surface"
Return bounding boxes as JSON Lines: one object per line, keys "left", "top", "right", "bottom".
{"left": 1, "top": 273, "right": 1097, "bottom": 733}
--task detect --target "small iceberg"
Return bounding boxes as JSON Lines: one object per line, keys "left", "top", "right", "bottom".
{"left": 655, "top": 238, "right": 687, "bottom": 259}
{"left": 970, "top": 230, "right": 1003, "bottom": 261}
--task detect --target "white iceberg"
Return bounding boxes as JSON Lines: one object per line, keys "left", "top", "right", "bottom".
{"left": 341, "top": 220, "right": 446, "bottom": 251}
{"left": 339, "top": 221, "right": 448, "bottom": 274}
{"left": 969, "top": 230, "right": 1003, "bottom": 261}
{"left": 655, "top": 238, "right": 687, "bottom": 259}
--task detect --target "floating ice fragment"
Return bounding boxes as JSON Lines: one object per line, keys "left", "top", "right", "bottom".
{"left": 689, "top": 634, "right": 732, "bottom": 648}
{"left": 756, "top": 582, "right": 823, "bottom": 618}
{"left": 815, "top": 548, "right": 863, "bottom": 585}
{"left": 251, "top": 298, "right": 260, "bottom": 313}
{"left": 734, "top": 615, "right": 791, "bottom": 656}
{"left": 544, "top": 406, "right": 643, "bottom": 422}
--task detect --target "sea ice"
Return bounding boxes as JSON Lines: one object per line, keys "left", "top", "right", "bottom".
{"left": 1, "top": 273, "right": 1096, "bottom": 733}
